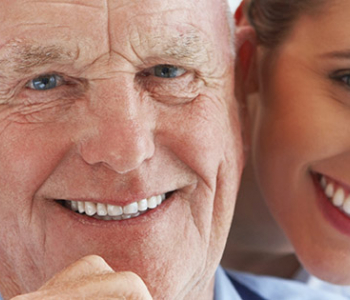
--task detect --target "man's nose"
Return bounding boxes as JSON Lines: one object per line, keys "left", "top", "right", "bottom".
{"left": 78, "top": 79, "right": 155, "bottom": 174}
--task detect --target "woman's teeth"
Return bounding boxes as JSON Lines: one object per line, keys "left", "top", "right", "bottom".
{"left": 320, "top": 176, "right": 350, "bottom": 215}
{"left": 63, "top": 194, "right": 166, "bottom": 221}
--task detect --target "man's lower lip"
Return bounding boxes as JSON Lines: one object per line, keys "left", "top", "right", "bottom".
{"left": 314, "top": 174, "right": 350, "bottom": 237}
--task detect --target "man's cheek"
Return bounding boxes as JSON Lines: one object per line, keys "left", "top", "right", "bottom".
{"left": 0, "top": 122, "right": 69, "bottom": 197}
{"left": 0, "top": 107, "right": 25, "bottom": 135}
{"left": 176, "top": 99, "right": 229, "bottom": 180}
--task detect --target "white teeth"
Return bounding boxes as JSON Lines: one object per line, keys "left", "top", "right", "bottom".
{"left": 85, "top": 202, "right": 97, "bottom": 216}
{"left": 97, "top": 203, "right": 108, "bottom": 216}
{"left": 78, "top": 201, "right": 85, "bottom": 213}
{"left": 147, "top": 196, "right": 157, "bottom": 209}
{"left": 65, "top": 193, "right": 167, "bottom": 220}
{"left": 71, "top": 201, "right": 78, "bottom": 211}
{"left": 123, "top": 202, "right": 138, "bottom": 214}
{"left": 138, "top": 199, "right": 148, "bottom": 211}
{"left": 320, "top": 176, "right": 327, "bottom": 189}
{"left": 343, "top": 196, "right": 350, "bottom": 214}
{"left": 107, "top": 204, "right": 123, "bottom": 216}
{"left": 333, "top": 188, "right": 345, "bottom": 207}
{"left": 325, "top": 183, "right": 335, "bottom": 198}
{"left": 156, "top": 195, "right": 162, "bottom": 205}
{"left": 321, "top": 176, "right": 350, "bottom": 216}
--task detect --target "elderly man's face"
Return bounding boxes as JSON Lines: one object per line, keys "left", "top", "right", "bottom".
{"left": 0, "top": 0, "right": 242, "bottom": 299}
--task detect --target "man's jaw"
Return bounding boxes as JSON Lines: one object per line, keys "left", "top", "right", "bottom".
{"left": 55, "top": 192, "right": 173, "bottom": 221}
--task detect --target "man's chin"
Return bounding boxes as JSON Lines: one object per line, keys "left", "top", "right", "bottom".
{"left": 29, "top": 189, "right": 209, "bottom": 298}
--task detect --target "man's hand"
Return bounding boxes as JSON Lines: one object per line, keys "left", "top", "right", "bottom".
{"left": 11, "top": 255, "right": 153, "bottom": 300}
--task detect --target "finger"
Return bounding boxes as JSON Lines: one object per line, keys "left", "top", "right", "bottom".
{"left": 18, "top": 271, "right": 153, "bottom": 300}
{"left": 63, "top": 271, "right": 153, "bottom": 300}
{"left": 41, "top": 255, "right": 114, "bottom": 288}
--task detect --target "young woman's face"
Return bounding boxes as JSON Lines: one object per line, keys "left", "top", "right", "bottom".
{"left": 252, "top": 0, "right": 350, "bottom": 284}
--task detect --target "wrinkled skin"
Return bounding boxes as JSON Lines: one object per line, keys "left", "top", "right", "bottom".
{"left": 0, "top": 0, "right": 243, "bottom": 299}
{"left": 244, "top": 0, "right": 350, "bottom": 285}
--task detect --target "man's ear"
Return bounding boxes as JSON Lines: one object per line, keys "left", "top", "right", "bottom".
{"left": 234, "top": 1, "right": 247, "bottom": 26}
{"left": 235, "top": 25, "right": 259, "bottom": 96}
{"left": 234, "top": 0, "right": 259, "bottom": 96}
{"left": 234, "top": 23, "right": 259, "bottom": 161}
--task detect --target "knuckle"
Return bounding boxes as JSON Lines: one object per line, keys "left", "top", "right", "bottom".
{"left": 117, "top": 271, "right": 149, "bottom": 290}
{"left": 121, "top": 271, "right": 142, "bottom": 282}
{"left": 80, "top": 255, "right": 110, "bottom": 269}
{"left": 11, "top": 292, "right": 42, "bottom": 300}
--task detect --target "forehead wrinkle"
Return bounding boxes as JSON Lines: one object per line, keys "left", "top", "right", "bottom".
{"left": 21, "top": 0, "right": 103, "bottom": 9}
{"left": 13, "top": 23, "right": 71, "bottom": 30}
{"left": 106, "top": 4, "right": 212, "bottom": 64}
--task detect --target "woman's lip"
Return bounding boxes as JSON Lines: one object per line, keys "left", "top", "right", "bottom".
{"left": 313, "top": 173, "right": 350, "bottom": 237}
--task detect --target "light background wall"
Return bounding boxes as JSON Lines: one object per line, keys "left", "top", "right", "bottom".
{"left": 228, "top": 0, "right": 242, "bottom": 12}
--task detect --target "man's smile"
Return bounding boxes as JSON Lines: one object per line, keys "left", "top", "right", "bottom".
{"left": 55, "top": 192, "right": 173, "bottom": 221}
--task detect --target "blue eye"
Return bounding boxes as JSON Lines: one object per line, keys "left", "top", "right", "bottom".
{"left": 27, "top": 74, "right": 63, "bottom": 91}
{"left": 151, "top": 65, "right": 186, "bottom": 78}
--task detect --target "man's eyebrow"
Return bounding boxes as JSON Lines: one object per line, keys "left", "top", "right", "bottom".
{"left": 0, "top": 31, "right": 210, "bottom": 76}
{"left": 164, "top": 32, "right": 209, "bottom": 63}
{"left": 137, "top": 30, "right": 210, "bottom": 66}
{"left": 0, "top": 42, "right": 76, "bottom": 75}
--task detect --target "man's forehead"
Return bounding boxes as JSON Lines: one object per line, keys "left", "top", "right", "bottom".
{"left": 0, "top": 0, "right": 229, "bottom": 45}
{"left": 0, "top": 0, "right": 232, "bottom": 77}
{"left": 1, "top": 0, "right": 226, "bottom": 16}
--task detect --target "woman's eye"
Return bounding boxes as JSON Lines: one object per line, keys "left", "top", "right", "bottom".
{"left": 26, "top": 74, "right": 64, "bottom": 91}
{"left": 148, "top": 65, "right": 186, "bottom": 78}
{"left": 340, "top": 75, "right": 350, "bottom": 86}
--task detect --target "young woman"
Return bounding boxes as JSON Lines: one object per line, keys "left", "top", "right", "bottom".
{"left": 228, "top": 0, "right": 350, "bottom": 287}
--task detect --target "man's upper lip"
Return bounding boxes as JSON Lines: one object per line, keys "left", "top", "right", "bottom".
{"left": 53, "top": 191, "right": 170, "bottom": 206}
{"left": 43, "top": 176, "right": 197, "bottom": 207}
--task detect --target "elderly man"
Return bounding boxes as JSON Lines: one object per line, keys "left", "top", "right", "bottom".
{"left": 0, "top": 0, "right": 242, "bottom": 298}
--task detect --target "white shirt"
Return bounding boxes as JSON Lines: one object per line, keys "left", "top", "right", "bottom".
{"left": 215, "top": 267, "right": 349, "bottom": 300}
